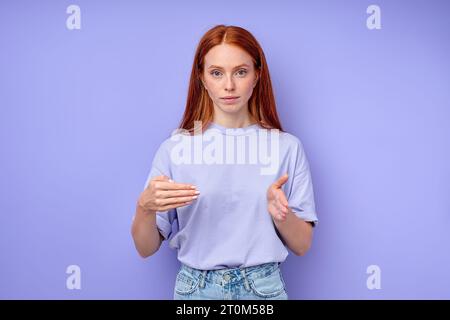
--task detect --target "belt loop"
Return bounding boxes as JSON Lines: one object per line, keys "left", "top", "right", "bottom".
{"left": 199, "top": 270, "right": 207, "bottom": 288}
{"left": 240, "top": 268, "right": 251, "bottom": 292}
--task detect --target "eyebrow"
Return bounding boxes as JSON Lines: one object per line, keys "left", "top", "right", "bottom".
{"left": 207, "top": 64, "right": 250, "bottom": 70}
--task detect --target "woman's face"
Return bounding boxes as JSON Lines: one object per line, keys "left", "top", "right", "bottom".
{"left": 202, "top": 44, "right": 259, "bottom": 117}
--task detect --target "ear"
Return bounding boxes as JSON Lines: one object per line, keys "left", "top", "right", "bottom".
{"left": 200, "top": 76, "right": 208, "bottom": 90}
{"left": 253, "top": 74, "right": 259, "bottom": 88}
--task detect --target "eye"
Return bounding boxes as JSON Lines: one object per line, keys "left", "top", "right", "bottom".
{"left": 236, "top": 69, "right": 248, "bottom": 76}
{"left": 210, "top": 70, "right": 222, "bottom": 77}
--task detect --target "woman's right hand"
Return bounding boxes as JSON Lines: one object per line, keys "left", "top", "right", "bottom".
{"left": 137, "top": 175, "right": 199, "bottom": 214}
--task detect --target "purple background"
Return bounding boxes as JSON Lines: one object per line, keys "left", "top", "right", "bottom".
{"left": 1, "top": 0, "right": 449, "bottom": 299}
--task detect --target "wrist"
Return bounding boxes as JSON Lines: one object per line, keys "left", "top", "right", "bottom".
{"left": 136, "top": 202, "right": 155, "bottom": 217}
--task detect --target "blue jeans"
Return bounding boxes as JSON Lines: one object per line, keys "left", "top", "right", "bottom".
{"left": 173, "top": 262, "right": 289, "bottom": 300}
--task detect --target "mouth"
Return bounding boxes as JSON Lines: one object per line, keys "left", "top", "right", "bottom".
{"left": 220, "top": 96, "right": 240, "bottom": 101}
{"left": 220, "top": 96, "right": 240, "bottom": 104}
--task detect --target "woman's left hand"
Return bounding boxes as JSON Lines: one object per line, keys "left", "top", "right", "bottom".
{"left": 267, "top": 173, "right": 290, "bottom": 222}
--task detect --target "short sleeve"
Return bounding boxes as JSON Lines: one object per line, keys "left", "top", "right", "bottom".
{"left": 286, "top": 138, "right": 319, "bottom": 227}
{"left": 143, "top": 141, "right": 178, "bottom": 240}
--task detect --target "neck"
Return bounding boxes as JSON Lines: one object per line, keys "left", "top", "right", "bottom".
{"left": 212, "top": 107, "right": 256, "bottom": 129}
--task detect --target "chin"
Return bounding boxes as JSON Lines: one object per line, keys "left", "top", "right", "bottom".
{"left": 219, "top": 103, "right": 244, "bottom": 113}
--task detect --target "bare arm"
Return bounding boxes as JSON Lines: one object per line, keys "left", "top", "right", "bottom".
{"left": 273, "top": 209, "right": 313, "bottom": 256}
{"left": 130, "top": 175, "right": 199, "bottom": 258}
{"left": 131, "top": 203, "right": 164, "bottom": 258}
{"left": 267, "top": 173, "right": 315, "bottom": 256}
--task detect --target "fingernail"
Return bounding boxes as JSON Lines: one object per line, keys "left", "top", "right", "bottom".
{"left": 191, "top": 185, "right": 197, "bottom": 189}
{"left": 194, "top": 191, "right": 200, "bottom": 195}
{"left": 192, "top": 195, "right": 198, "bottom": 199}
{"left": 169, "top": 179, "right": 174, "bottom": 183}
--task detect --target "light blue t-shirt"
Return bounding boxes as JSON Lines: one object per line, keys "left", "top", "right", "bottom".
{"left": 143, "top": 121, "right": 318, "bottom": 270}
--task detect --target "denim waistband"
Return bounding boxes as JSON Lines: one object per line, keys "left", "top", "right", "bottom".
{"left": 179, "top": 262, "right": 281, "bottom": 287}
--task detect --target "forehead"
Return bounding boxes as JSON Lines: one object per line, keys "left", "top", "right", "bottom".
{"left": 204, "top": 44, "right": 253, "bottom": 68}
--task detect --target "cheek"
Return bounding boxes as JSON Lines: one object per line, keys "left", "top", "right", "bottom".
{"left": 241, "top": 79, "right": 256, "bottom": 93}
{"left": 205, "top": 81, "right": 220, "bottom": 95}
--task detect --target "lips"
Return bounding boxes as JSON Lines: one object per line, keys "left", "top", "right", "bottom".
{"left": 221, "top": 97, "right": 239, "bottom": 100}
{"left": 220, "top": 96, "right": 240, "bottom": 104}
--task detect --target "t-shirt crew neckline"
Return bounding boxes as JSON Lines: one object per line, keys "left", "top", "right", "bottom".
{"left": 208, "top": 121, "right": 260, "bottom": 136}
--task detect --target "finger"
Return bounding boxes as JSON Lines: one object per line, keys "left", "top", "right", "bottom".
{"left": 159, "top": 200, "right": 193, "bottom": 211}
{"left": 272, "top": 173, "right": 288, "bottom": 188}
{"left": 269, "top": 201, "right": 284, "bottom": 218}
{"left": 267, "top": 187, "right": 277, "bottom": 201}
{"left": 274, "top": 190, "right": 288, "bottom": 209}
{"left": 159, "top": 195, "right": 198, "bottom": 206}
{"left": 275, "top": 200, "right": 287, "bottom": 214}
{"left": 272, "top": 189, "right": 286, "bottom": 207}
{"left": 159, "top": 189, "right": 200, "bottom": 198}
{"left": 278, "top": 190, "right": 289, "bottom": 208}
{"left": 146, "top": 175, "right": 169, "bottom": 189}
{"left": 152, "top": 175, "right": 170, "bottom": 182}
{"left": 155, "top": 181, "right": 197, "bottom": 190}
{"left": 275, "top": 205, "right": 286, "bottom": 220}
{"left": 268, "top": 202, "right": 277, "bottom": 213}
{"left": 273, "top": 200, "right": 287, "bottom": 217}
{"left": 270, "top": 207, "right": 284, "bottom": 221}
{"left": 159, "top": 201, "right": 193, "bottom": 211}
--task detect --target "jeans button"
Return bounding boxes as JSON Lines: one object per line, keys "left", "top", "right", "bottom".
{"left": 223, "top": 274, "right": 230, "bottom": 282}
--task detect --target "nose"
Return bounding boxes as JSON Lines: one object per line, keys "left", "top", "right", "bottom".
{"left": 225, "top": 75, "right": 235, "bottom": 92}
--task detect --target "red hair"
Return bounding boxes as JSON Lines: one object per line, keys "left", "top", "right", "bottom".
{"left": 178, "top": 25, "right": 284, "bottom": 134}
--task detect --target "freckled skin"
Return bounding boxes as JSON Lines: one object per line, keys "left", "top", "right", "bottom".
{"left": 201, "top": 43, "right": 259, "bottom": 127}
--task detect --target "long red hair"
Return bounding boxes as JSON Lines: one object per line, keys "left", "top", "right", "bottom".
{"left": 178, "top": 25, "right": 284, "bottom": 134}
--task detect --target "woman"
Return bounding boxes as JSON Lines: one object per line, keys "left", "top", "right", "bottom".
{"left": 131, "top": 25, "right": 318, "bottom": 300}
